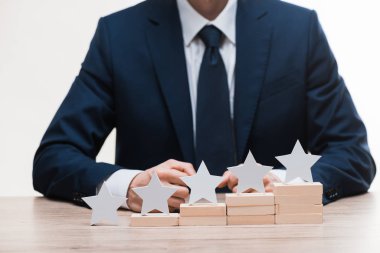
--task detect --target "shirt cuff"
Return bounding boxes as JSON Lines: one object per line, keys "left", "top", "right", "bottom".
{"left": 105, "top": 169, "right": 142, "bottom": 209}
{"left": 269, "top": 169, "right": 286, "bottom": 182}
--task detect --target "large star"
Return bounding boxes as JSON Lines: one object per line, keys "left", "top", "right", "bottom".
{"left": 82, "top": 183, "right": 126, "bottom": 225}
{"left": 275, "top": 140, "right": 321, "bottom": 183}
{"left": 180, "top": 161, "right": 223, "bottom": 204}
{"left": 132, "top": 170, "right": 177, "bottom": 215}
{"left": 228, "top": 151, "right": 273, "bottom": 193}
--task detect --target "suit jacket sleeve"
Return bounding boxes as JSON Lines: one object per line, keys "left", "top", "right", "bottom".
{"left": 306, "top": 11, "right": 376, "bottom": 204}
{"left": 33, "top": 18, "right": 121, "bottom": 205}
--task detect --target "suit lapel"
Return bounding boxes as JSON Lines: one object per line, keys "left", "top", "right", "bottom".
{"left": 145, "top": 0, "right": 195, "bottom": 164}
{"left": 144, "top": 0, "right": 272, "bottom": 165}
{"left": 234, "top": 0, "right": 273, "bottom": 162}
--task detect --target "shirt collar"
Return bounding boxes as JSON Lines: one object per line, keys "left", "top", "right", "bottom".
{"left": 176, "top": 0, "right": 237, "bottom": 46}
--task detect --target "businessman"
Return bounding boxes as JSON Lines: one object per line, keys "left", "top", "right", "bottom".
{"left": 33, "top": 0, "right": 376, "bottom": 212}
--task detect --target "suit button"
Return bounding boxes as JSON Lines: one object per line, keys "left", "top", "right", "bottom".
{"left": 326, "top": 189, "right": 339, "bottom": 200}
{"left": 73, "top": 192, "right": 78, "bottom": 201}
{"left": 73, "top": 192, "right": 85, "bottom": 203}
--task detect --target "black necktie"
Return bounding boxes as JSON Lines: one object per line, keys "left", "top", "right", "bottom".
{"left": 196, "top": 25, "right": 236, "bottom": 175}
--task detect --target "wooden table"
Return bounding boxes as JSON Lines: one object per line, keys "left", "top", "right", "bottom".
{"left": 1, "top": 193, "right": 379, "bottom": 253}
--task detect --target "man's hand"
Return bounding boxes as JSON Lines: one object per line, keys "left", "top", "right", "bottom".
{"left": 218, "top": 170, "right": 282, "bottom": 193}
{"left": 127, "top": 159, "right": 196, "bottom": 212}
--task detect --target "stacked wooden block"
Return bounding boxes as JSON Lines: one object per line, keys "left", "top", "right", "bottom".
{"left": 274, "top": 182, "right": 323, "bottom": 224}
{"left": 130, "top": 184, "right": 324, "bottom": 227}
{"left": 130, "top": 213, "right": 179, "bottom": 227}
{"left": 179, "top": 203, "right": 227, "bottom": 226}
{"left": 225, "top": 193, "right": 275, "bottom": 225}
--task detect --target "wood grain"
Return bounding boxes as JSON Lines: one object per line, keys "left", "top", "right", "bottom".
{"left": 130, "top": 213, "right": 179, "bottom": 227}
{"left": 275, "top": 204, "right": 323, "bottom": 214}
{"left": 273, "top": 182, "right": 323, "bottom": 196}
{"left": 227, "top": 215, "right": 275, "bottom": 225}
{"left": 180, "top": 203, "right": 226, "bottom": 217}
{"left": 227, "top": 205, "right": 275, "bottom": 216}
{"left": 0, "top": 193, "right": 379, "bottom": 253}
{"left": 179, "top": 216, "right": 227, "bottom": 226}
{"left": 275, "top": 213, "right": 323, "bottom": 224}
{"left": 225, "top": 193, "right": 274, "bottom": 206}
{"left": 275, "top": 194, "right": 322, "bottom": 205}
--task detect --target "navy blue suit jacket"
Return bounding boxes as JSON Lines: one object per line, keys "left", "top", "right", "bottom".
{"left": 33, "top": 0, "right": 376, "bottom": 205}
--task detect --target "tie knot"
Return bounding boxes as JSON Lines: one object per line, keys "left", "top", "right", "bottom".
{"left": 198, "top": 25, "right": 223, "bottom": 48}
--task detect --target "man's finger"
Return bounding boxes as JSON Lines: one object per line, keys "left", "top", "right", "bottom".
{"left": 168, "top": 169, "right": 191, "bottom": 186}
{"left": 129, "top": 202, "right": 141, "bottom": 213}
{"left": 127, "top": 195, "right": 142, "bottom": 213}
{"left": 263, "top": 175, "right": 271, "bottom": 185}
{"left": 265, "top": 185, "right": 274, "bottom": 192}
{"left": 244, "top": 188, "right": 256, "bottom": 193}
{"left": 218, "top": 171, "right": 231, "bottom": 188}
{"left": 170, "top": 160, "right": 196, "bottom": 176}
{"left": 168, "top": 196, "right": 185, "bottom": 209}
{"left": 172, "top": 185, "right": 190, "bottom": 199}
{"left": 157, "top": 168, "right": 188, "bottom": 186}
{"left": 228, "top": 174, "right": 238, "bottom": 190}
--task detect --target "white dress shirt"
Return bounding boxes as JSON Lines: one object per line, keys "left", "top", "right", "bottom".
{"left": 106, "top": 0, "right": 283, "bottom": 209}
{"left": 177, "top": 0, "right": 237, "bottom": 132}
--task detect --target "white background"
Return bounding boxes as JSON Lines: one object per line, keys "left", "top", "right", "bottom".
{"left": 0, "top": 0, "right": 379, "bottom": 196}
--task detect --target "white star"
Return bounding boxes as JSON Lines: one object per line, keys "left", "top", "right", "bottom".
{"left": 228, "top": 151, "right": 273, "bottom": 193}
{"left": 180, "top": 161, "right": 223, "bottom": 204}
{"left": 275, "top": 140, "right": 321, "bottom": 183}
{"left": 82, "top": 183, "right": 126, "bottom": 225}
{"left": 132, "top": 170, "right": 177, "bottom": 215}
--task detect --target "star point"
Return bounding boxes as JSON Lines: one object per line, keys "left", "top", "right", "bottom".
{"left": 228, "top": 151, "right": 273, "bottom": 193}
{"left": 275, "top": 140, "right": 321, "bottom": 183}
{"left": 132, "top": 170, "right": 177, "bottom": 215}
{"left": 181, "top": 161, "right": 223, "bottom": 204}
{"left": 82, "top": 183, "right": 126, "bottom": 225}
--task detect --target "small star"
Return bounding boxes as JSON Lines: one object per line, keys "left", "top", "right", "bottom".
{"left": 132, "top": 170, "right": 177, "bottom": 215}
{"left": 275, "top": 140, "right": 321, "bottom": 183}
{"left": 181, "top": 161, "right": 223, "bottom": 204}
{"left": 82, "top": 183, "right": 126, "bottom": 225}
{"left": 228, "top": 151, "right": 273, "bottom": 193}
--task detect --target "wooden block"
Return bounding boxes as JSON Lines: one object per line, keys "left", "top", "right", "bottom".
{"left": 227, "top": 205, "right": 275, "bottom": 216}
{"left": 273, "top": 182, "right": 323, "bottom": 196}
{"left": 180, "top": 203, "right": 226, "bottom": 217}
{"left": 225, "top": 193, "right": 274, "bottom": 207}
{"left": 275, "top": 213, "right": 323, "bottom": 224}
{"left": 130, "top": 213, "right": 179, "bottom": 227}
{"left": 179, "top": 216, "right": 226, "bottom": 226}
{"left": 275, "top": 194, "right": 322, "bottom": 205}
{"left": 227, "top": 215, "right": 275, "bottom": 225}
{"left": 276, "top": 204, "right": 323, "bottom": 214}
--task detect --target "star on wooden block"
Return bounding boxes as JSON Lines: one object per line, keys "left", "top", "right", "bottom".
{"left": 82, "top": 183, "right": 126, "bottom": 225}
{"left": 132, "top": 170, "right": 177, "bottom": 215}
{"left": 275, "top": 140, "right": 321, "bottom": 183}
{"left": 227, "top": 151, "right": 273, "bottom": 193}
{"left": 180, "top": 161, "right": 223, "bottom": 204}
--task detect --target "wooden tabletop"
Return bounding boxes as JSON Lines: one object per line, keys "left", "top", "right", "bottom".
{"left": 1, "top": 193, "right": 379, "bottom": 253}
